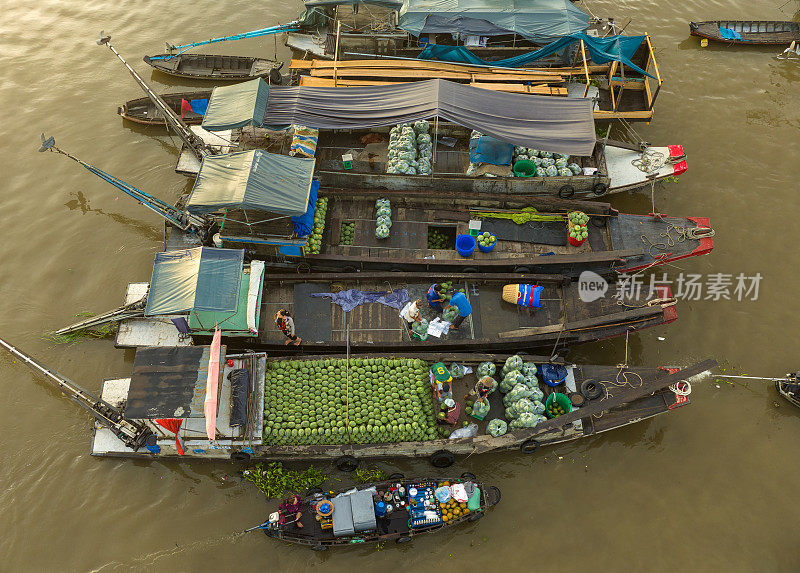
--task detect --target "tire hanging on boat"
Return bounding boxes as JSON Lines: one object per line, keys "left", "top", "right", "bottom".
{"left": 335, "top": 455, "right": 359, "bottom": 472}
{"left": 558, "top": 185, "right": 575, "bottom": 199}
{"left": 430, "top": 450, "right": 455, "bottom": 468}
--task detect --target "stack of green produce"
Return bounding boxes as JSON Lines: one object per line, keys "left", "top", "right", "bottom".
{"left": 306, "top": 197, "right": 329, "bottom": 254}
{"left": 567, "top": 210, "right": 589, "bottom": 244}
{"left": 339, "top": 221, "right": 355, "bottom": 245}
{"left": 262, "top": 357, "right": 438, "bottom": 446}
{"left": 427, "top": 229, "right": 452, "bottom": 250}
{"left": 512, "top": 148, "right": 582, "bottom": 178}
{"left": 477, "top": 232, "right": 496, "bottom": 249}
{"left": 495, "top": 355, "right": 546, "bottom": 431}
{"left": 376, "top": 198, "right": 391, "bottom": 239}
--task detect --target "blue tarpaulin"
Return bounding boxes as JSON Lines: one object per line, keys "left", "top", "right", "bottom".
{"left": 470, "top": 136, "right": 514, "bottom": 165}
{"left": 189, "top": 99, "right": 208, "bottom": 115}
{"left": 399, "top": 0, "right": 590, "bottom": 43}
{"left": 291, "top": 179, "right": 320, "bottom": 237}
{"left": 310, "top": 289, "right": 410, "bottom": 312}
{"left": 417, "top": 32, "right": 654, "bottom": 78}
{"left": 718, "top": 27, "right": 743, "bottom": 41}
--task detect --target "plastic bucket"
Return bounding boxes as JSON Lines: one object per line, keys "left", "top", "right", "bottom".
{"left": 513, "top": 159, "right": 536, "bottom": 178}
{"left": 455, "top": 234, "right": 477, "bottom": 258}
{"left": 544, "top": 392, "right": 572, "bottom": 418}
{"left": 477, "top": 232, "right": 497, "bottom": 253}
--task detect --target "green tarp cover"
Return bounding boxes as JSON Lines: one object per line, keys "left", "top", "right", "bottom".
{"left": 187, "top": 150, "right": 315, "bottom": 216}
{"left": 399, "top": 0, "right": 590, "bottom": 42}
{"left": 202, "top": 79, "right": 270, "bottom": 131}
{"left": 189, "top": 272, "right": 258, "bottom": 336}
{"left": 145, "top": 247, "right": 244, "bottom": 316}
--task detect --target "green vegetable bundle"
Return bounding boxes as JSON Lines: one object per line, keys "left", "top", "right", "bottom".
{"left": 339, "top": 221, "right": 355, "bottom": 246}
{"left": 477, "top": 232, "right": 496, "bottom": 247}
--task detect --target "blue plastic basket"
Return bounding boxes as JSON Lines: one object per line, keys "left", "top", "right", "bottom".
{"left": 477, "top": 233, "right": 497, "bottom": 253}
{"left": 455, "top": 234, "right": 476, "bottom": 258}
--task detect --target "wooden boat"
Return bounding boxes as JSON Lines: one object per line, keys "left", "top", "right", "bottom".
{"left": 689, "top": 21, "right": 800, "bottom": 45}
{"left": 206, "top": 189, "right": 714, "bottom": 276}
{"left": 776, "top": 374, "right": 800, "bottom": 408}
{"left": 259, "top": 475, "right": 499, "bottom": 549}
{"left": 174, "top": 124, "right": 687, "bottom": 198}
{"left": 117, "top": 90, "right": 212, "bottom": 126}
{"left": 112, "top": 256, "right": 679, "bottom": 353}
{"left": 143, "top": 53, "right": 284, "bottom": 82}
{"left": 83, "top": 343, "right": 714, "bottom": 464}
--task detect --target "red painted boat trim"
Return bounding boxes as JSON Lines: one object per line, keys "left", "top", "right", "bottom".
{"left": 616, "top": 217, "right": 714, "bottom": 274}
{"left": 672, "top": 161, "right": 688, "bottom": 176}
{"left": 657, "top": 285, "right": 678, "bottom": 324}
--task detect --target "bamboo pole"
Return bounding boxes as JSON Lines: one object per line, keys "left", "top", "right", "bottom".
{"left": 333, "top": 20, "right": 342, "bottom": 87}
{"left": 580, "top": 40, "right": 590, "bottom": 99}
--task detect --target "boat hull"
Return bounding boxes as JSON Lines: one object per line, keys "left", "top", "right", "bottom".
{"left": 689, "top": 21, "right": 800, "bottom": 45}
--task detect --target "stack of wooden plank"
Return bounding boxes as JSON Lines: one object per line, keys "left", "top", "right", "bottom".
{"left": 290, "top": 59, "right": 575, "bottom": 96}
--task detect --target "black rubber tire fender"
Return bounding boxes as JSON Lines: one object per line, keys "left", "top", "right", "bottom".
{"left": 269, "top": 68, "right": 283, "bottom": 85}
{"left": 335, "top": 455, "right": 359, "bottom": 472}
{"left": 312, "top": 544, "right": 328, "bottom": 551}
{"left": 430, "top": 450, "right": 455, "bottom": 468}
{"left": 396, "top": 535, "right": 413, "bottom": 544}
{"left": 468, "top": 511, "right": 484, "bottom": 522}
{"left": 593, "top": 183, "right": 608, "bottom": 196}
{"left": 514, "top": 266, "right": 531, "bottom": 274}
{"left": 461, "top": 266, "right": 478, "bottom": 273}
{"left": 342, "top": 265, "right": 358, "bottom": 273}
{"left": 580, "top": 379, "right": 604, "bottom": 401}
{"left": 487, "top": 485, "right": 502, "bottom": 506}
{"left": 388, "top": 472, "right": 405, "bottom": 480}
{"left": 231, "top": 451, "right": 251, "bottom": 462}
{"left": 558, "top": 184, "right": 575, "bottom": 199}
{"left": 306, "top": 487, "right": 324, "bottom": 496}
{"left": 520, "top": 439, "right": 539, "bottom": 454}
{"left": 460, "top": 471, "right": 476, "bottom": 480}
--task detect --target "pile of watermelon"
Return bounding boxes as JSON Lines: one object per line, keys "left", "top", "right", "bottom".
{"left": 306, "top": 197, "right": 329, "bottom": 254}
{"left": 262, "top": 357, "right": 438, "bottom": 446}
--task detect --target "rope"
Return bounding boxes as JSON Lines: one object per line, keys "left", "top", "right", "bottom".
{"left": 631, "top": 148, "right": 666, "bottom": 174}
{"left": 669, "top": 380, "right": 692, "bottom": 396}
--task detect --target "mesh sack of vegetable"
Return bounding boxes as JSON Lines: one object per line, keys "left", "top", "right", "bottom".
{"left": 503, "top": 384, "right": 534, "bottom": 406}
{"left": 471, "top": 397, "right": 490, "bottom": 420}
{"left": 525, "top": 382, "right": 544, "bottom": 402}
{"left": 442, "top": 305, "right": 459, "bottom": 323}
{"left": 499, "top": 370, "right": 525, "bottom": 393}
{"left": 502, "top": 355, "right": 523, "bottom": 375}
{"left": 486, "top": 418, "right": 507, "bottom": 437}
{"left": 505, "top": 398, "right": 535, "bottom": 419}
{"left": 449, "top": 362, "right": 466, "bottom": 379}
{"left": 411, "top": 318, "right": 429, "bottom": 340}
{"left": 477, "top": 361, "right": 496, "bottom": 377}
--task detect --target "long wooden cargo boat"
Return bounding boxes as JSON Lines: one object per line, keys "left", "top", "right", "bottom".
{"left": 142, "top": 53, "right": 283, "bottom": 82}
{"left": 175, "top": 124, "right": 687, "bottom": 198}
{"left": 90, "top": 345, "right": 712, "bottom": 465}
{"left": 110, "top": 250, "right": 679, "bottom": 353}
{"left": 689, "top": 20, "right": 800, "bottom": 45}
{"left": 118, "top": 90, "right": 213, "bottom": 125}
{"left": 202, "top": 189, "right": 713, "bottom": 275}
{"left": 258, "top": 474, "right": 500, "bottom": 549}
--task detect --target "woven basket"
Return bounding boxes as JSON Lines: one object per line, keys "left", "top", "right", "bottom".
{"left": 502, "top": 284, "right": 520, "bottom": 304}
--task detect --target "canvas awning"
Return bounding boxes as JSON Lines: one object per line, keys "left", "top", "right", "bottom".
{"left": 202, "top": 79, "right": 271, "bottom": 131}
{"left": 202, "top": 78, "right": 595, "bottom": 156}
{"left": 304, "top": 0, "right": 403, "bottom": 7}
{"left": 145, "top": 247, "right": 244, "bottom": 316}
{"left": 187, "top": 150, "right": 315, "bottom": 216}
{"left": 399, "top": 0, "right": 590, "bottom": 42}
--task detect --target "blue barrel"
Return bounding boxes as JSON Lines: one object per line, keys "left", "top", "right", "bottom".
{"left": 455, "top": 234, "right": 476, "bottom": 258}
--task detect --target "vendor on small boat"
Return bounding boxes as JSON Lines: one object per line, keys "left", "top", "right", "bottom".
{"left": 427, "top": 283, "right": 446, "bottom": 311}
{"left": 275, "top": 309, "right": 302, "bottom": 346}
{"left": 400, "top": 299, "right": 424, "bottom": 332}
{"left": 447, "top": 291, "right": 473, "bottom": 329}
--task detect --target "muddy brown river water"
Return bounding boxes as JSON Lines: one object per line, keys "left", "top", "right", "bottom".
{"left": 1, "top": 0, "right": 800, "bottom": 570}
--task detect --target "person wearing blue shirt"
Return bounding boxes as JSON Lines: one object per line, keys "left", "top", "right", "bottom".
{"left": 426, "top": 283, "right": 445, "bottom": 311}
{"left": 447, "top": 291, "right": 473, "bottom": 329}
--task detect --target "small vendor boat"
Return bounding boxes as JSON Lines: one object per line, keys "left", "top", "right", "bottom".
{"left": 689, "top": 20, "right": 800, "bottom": 45}
{"left": 143, "top": 53, "right": 284, "bottom": 82}
{"left": 256, "top": 475, "right": 500, "bottom": 549}
{"left": 776, "top": 373, "right": 800, "bottom": 408}
{"left": 118, "top": 90, "right": 212, "bottom": 125}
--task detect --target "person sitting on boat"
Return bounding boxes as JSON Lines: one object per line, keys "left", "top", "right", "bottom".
{"left": 275, "top": 309, "right": 302, "bottom": 346}
{"left": 278, "top": 494, "right": 304, "bottom": 528}
{"left": 447, "top": 291, "right": 473, "bottom": 330}
{"left": 399, "top": 299, "right": 424, "bottom": 332}
{"left": 427, "top": 283, "right": 446, "bottom": 311}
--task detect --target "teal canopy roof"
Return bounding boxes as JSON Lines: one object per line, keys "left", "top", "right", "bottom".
{"left": 399, "top": 0, "right": 590, "bottom": 42}
{"left": 202, "top": 79, "right": 270, "bottom": 131}
{"left": 187, "top": 150, "right": 316, "bottom": 216}
{"left": 145, "top": 247, "right": 244, "bottom": 316}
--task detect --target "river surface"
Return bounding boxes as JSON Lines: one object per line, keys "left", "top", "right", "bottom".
{"left": 1, "top": 0, "right": 799, "bottom": 570}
